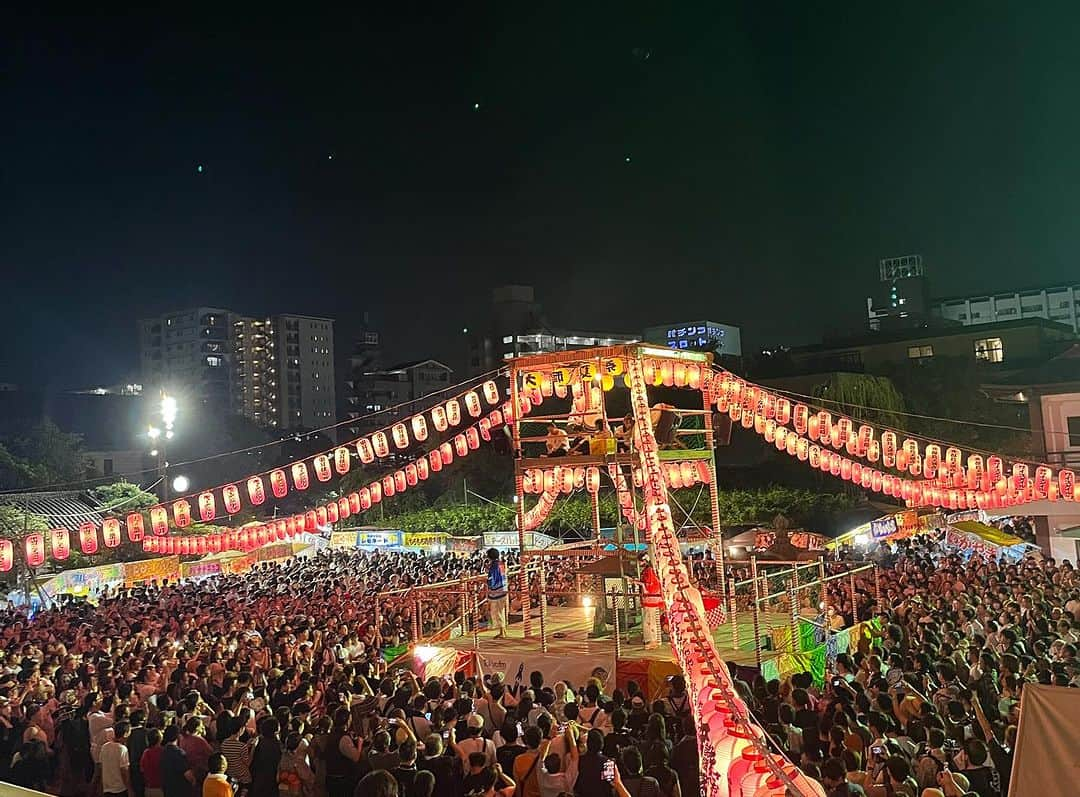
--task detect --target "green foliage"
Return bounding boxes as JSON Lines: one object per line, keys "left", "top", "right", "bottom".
{"left": 89, "top": 481, "right": 158, "bottom": 511}
{"left": 813, "top": 373, "right": 906, "bottom": 430}
{"left": 0, "top": 504, "right": 49, "bottom": 537}
{"left": 0, "top": 421, "right": 87, "bottom": 490}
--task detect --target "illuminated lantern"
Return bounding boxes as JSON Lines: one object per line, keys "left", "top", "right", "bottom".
{"left": 483, "top": 380, "right": 501, "bottom": 404}
{"left": 793, "top": 404, "right": 809, "bottom": 435}
{"left": 446, "top": 399, "right": 462, "bottom": 426}
{"left": 524, "top": 469, "right": 541, "bottom": 494}
{"left": 314, "top": 455, "right": 333, "bottom": 482}
{"left": 923, "top": 444, "right": 941, "bottom": 478}
{"left": 428, "top": 450, "right": 444, "bottom": 472}
{"left": 285, "top": 516, "right": 297, "bottom": 537}
{"left": 142, "top": 538, "right": 155, "bottom": 554}
{"left": 196, "top": 536, "right": 208, "bottom": 555}
{"left": 830, "top": 455, "right": 841, "bottom": 476}
{"left": 643, "top": 359, "right": 657, "bottom": 385}
{"left": 881, "top": 431, "right": 897, "bottom": 467}
{"left": 26, "top": 534, "right": 46, "bottom": 567}
{"left": 586, "top": 466, "right": 600, "bottom": 493}
{"left": 774, "top": 398, "right": 791, "bottom": 427}
{"left": 372, "top": 432, "right": 390, "bottom": 458}
{"left": 50, "top": 528, "right": 70, "bottom": 560}
{"left": 840, "top": 459, "right": 852, "bottom": 481}
{"left": 405, "top": 463, "right": 418, "bottom": 487}
{"left": 337, "top": 497, "right": 350, "bottom": 519}
{"left": 198, "top": 492, "right": 217, "bottom": 522}
{"left": 102, "top": 518, "right": 121, "bottom": 548}
{"left": 258, "top": 526, "right": 270, "bottom": 546}
{"left": 489, "top": 408, "right": 504, "bottom": 428}
{"left": 1013, "top": 462, "right": 1029, "bottom": 491}
{"left": 816, "top": 411, "right": 832, "bottom": 443}
{"left": 431, "top": 405, "right": 448, "bottom": 432}
{"left": 454, "top": 434, "right": 468, "bottom": 457}
{"left": 680, "top": 461, "right": 696, "bottom": 486}
{"left": 673, "top": 362, "right": 687, "bottom": 388}
{"left": 348, "top": 492, "right": 362, "bottom": 513}
{"left": 478, "top": 417, "right": 492, "bottom": 441}
{"left": 828, "top": 426, "right": 841, "bottom": 449}
{"left": 1060, "top": 469, "right": 1076, "bottom": 500}
{"left": 543, "top": 469, "right": 557, "bottom": 494}
{"left": 561, "top": 468, "right": 575, "bottom": 494}
{"left": 967, "top": 455, "right": 985, "bottom": 488}
{"left": 326, "top": 501, "right": 340, "bottom": 524}
{"left": 667, "top": 463, "right": 683, "bottom": 489}
{"left": 270, "top": 469, "right": 289, "bottom": 498}
{"left": 305, "top": 511, "right": 318, "bottom": 532}
{"left": 150, "top": 506, "right": 169, "bottom": 536}
{"left": 1035, "top": 465, "right": 1052, "bottom": 498}
{"left": 391, "top": 423, "right": 410, "bottom": 450}
{"left": 796, "top": 438, "right": 809, "bottom": 461}
{"left": 988, "top": 456, "right": 1004, "bottom": 484}
{"left": 763, "top": 418, "right": 776, "bottom": 442}
{"left": 329, "top": 447, "right": 349, "bottom": 477}
{"left": 0, "top": 540, "right": 12, "bottom": 572}
{"left": 382, "top": 474, "right": 396, "bottom": 497}
{"left": 221, "top": 484, "right": 241, "bottom": 515}
{"left": 79, "top": 522, "right": 99, "bottom": 554}
{"left": 465, "top": 427, "right": 480, "bottom": 450}
{"left": 356, "top": 438, "right": 375, "bottom": 464}
{"left": 807, "top": 413, "right": 819, "bottom": 440}
{"left": 247, "top": 476, "right": 267, "bottom": 505}
{"left": 394, "top": 470, "right": 407, "bottom": 493}
{"left": 836, "top": 417, "right": 852, "bottom": 445}
{"left": 239, "top": 529, "right": 250, "bottom": 550}
{"left": 809, "top": 446, "right": 821, "bottom": 468}
{"left": 359, "top": 487, "right": 372, "bottom": 510}
{"left": 465, "top": 391, "right": 483, "bottom": 418}
{"left": 686, "top": 364, "right": 701, "bottom": 389}
{"left": 696, "top": 460, "right": 711, "bottom": 484}
{"left": 317, "top": 506, "right": 329, "bottom": 527}
{"left": 126, "top": 513, "right": 145, "bottom": 543}
{"left": 945, "top": 447, "right": 963, "bottom": 475}
{"left": 410, "top": 414, "right": 429, "bottom": 443}
{"left": 172, "top": 500, "right": 192, "bottom": 528}
{"left": 291, "top": 462, "right": 311, "bottom": 490}
{"left": 416, "top": 458, "right": 430, "bottom": 481}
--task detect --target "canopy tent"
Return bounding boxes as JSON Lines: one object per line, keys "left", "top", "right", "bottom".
{"left": 945, "top": 520, "right": 1036, "bottom": 562}
{"left": 950, "top": 520, "right": 1024, "bottom": 547}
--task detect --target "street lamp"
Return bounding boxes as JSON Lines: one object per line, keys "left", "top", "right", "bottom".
{"left": 150, "top": 391, "right": 179, "bottom": 501}
{"left": 172, "top": 475, "right": 190, "bottom": 494}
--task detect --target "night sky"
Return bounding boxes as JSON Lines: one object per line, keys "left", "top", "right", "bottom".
{"left": 5, "top": 5, "right": 1080, "bottom": 390}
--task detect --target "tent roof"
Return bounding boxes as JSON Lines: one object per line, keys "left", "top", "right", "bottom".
{"left": 951, "top": 520, "right": 1024, "bottom": 547}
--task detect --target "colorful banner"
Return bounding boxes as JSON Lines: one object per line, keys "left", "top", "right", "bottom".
{"left": 43, "top": 562, "right": 125, "bottom": 595}
{"left": 328, "top": 531, "right": 358, "bottom": 548}
{"left": 870, "top": 516, "right": 898, "bottom": 538}
{"left": 221, "top": 552, "right": 257, "bottom": 575}
{"left": 448, "top": 535, "right": 481, "bottom": 554}
{"left": 255, "top": 543, "right": 294, "bottom": 562}
{"left": 181, "top": 560, "right": 222, "bottom": 579}
{"left": 123, "top": 556, "right": 180, "bottom": 586}
{"left": 356, "top": 530, "right": 403, "bottom": 548}
{"left": 403, "top": 532, "right": 449, "bottom": 549}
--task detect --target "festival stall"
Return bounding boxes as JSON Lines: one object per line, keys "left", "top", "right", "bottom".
{"left": 945, "top": 520, "right": 1036, "bottom": 562}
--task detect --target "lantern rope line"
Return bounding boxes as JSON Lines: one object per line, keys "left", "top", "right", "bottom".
{"left": 0, "top": 367, "right": 508, "bottom": 497}
{"left": 0, "top": 478, "right": 165, "bottom": 519}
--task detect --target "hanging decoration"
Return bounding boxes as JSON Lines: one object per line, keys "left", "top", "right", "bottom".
{"left": 51, "top": 528, "right": 70, "bottom": 561}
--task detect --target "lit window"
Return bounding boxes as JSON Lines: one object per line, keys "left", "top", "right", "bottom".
{"left": 974, "top": 337, "right": 1004, "bottom": 363}
{"left": 206, "top": 356, "right": 223, "bottom": 367}
{"left": 906, "top": 345, "right": 933, "bottom": 360}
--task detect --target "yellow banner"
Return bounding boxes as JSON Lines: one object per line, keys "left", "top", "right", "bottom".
{"left": 124, "top": 556, "right": 180, "bottom": 586}
{"left": 221, "top": 553, "right": 257, "bottom": 575}
{"left": 403, "top": 532, "right": 449, "bottom": 549}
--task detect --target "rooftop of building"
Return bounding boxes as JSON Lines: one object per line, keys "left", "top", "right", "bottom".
{"left": 0, "top": 490, "right": 107, "bottom": 531}
{"left": 363, "top": 358, "right": 454, "bottom": 376}
{"left": 935, "top": 282, "right": 1080, "bottom": 303}
{"left": 981, "top": 344, "right": 1080, "bottom": 388}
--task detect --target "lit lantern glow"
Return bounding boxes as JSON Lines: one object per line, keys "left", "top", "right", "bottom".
{"left": 1060, "top": 469, "right": 1075, "bottom": 500}
{"left": 51, "top": 528, "right": 70, "bottom": 560}
{"left": 465, "top": 391, "right": 483, "bottom": 417}
{"left": 411, "top": 414, "right": 429, "bottom": 442}
{"left": 25, "top": 534, "right": 46, "bottom": 567}
{"left": 483, "top": 380, "right": 500, "bottom": 404}
{"left": 372, "top": 432, "right": 390, "bottom": 458}
{"left": 347, "top": 492, "right": 361, "bottom": 513}
{"left": 79, "top": 522, "right": 99, "bottom": 554}
{"left": 223, "top": 484, "right": 242, "bottom": 514}
{"left": 198, "top": 492, "right": 216, "bottom": 522}
{"left": 357, "top": 438, "right": 375, "bottom": 463}
{"left": 270, "top": 469, "right": 289, "bottom": 498}
{"left": 0, "top": 540, "right": 12, "bottom": 571}
{"left": 102, "top": 518, "right": 122, "bottom": 548}
{"left": 247, "top": 476, "right": 267, "bottom": 505}
{"left": 316, "top": 506, "right": 329, "bottom": 527}
{"left": 314, "top": 455, "right": 333, "bottom": 482}
{"left": 327, "top": 501, "right": 341, "bottom": 523}
{"left": 586, "top": 466, "right": 600, "bottom": 493}
{"left": 478, "top": 417, "right": 492, "bottom": 441}
{"left": 382, "top": 475, "right": 395, "bottom": 498}
{"left": 405, "top": 463, "right": 418, "bottom": 487}
{"left": 150, "top": 506, "right": 169, "bottom": 536}
{"left": 881, "top": 431, "right": 897, "bottom": 467}
{"left": 446, "top": 399, "right": 462, "bottom": 426}
{"left": 334, "top": 447, "right": 351, "bottom": 475}
{"left": 1013, "top": 462, "right": 1029, "bottom": 491}
{"left": 126, "top": 513, "right": 145, "bottom": 543}
{"left": 431, "top": 405, "right": 448, "bottom": 432}
{"left": 391, "top": 423, "right": 410, "bottom": 449}
{"left": 454, "top": 434, "right": 468, "bottom": 457}
{"left": 696, "top": 461, "right": 711, "bottom": 484}
{"left": 394, "top": 470, "right": 407, "bottom": 493}
{"left": 359, "top": 487, "right": 372, "bottom": 510}
{"left": 793, "top": 404, "right": 808, "bottom": 434}
{"left": 465, "top": 427, "right": 480, "bottom": 450}
{"left": 305, "top": 511, "right": 318, "bottom": 532}
{"left": 291, "top": 462, "right": 311, "bottom": 490}
{"left": 1035, "top": 465, "right": 1052, "bottom": 498}
{"left": 428, "top": 450, "right": 443, "bottom": 472}
{"left": 337, "top": 496, "right": 350, "bottom": 518}
{"left": 172, "top": 500, "right": 192, "bottom": 528}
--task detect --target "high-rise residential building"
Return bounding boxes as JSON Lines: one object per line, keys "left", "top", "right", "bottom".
{"left": 138, "top": 307, "right": 232, "bottom": 410}
{"left": 345, "top": 359, "right": 453, "bottom": 434}
{"left": 936, "top": 284, "right": 1080, "bottom": 333}
{"left": 138, "top": 308, "right": 336, "bottom": 431}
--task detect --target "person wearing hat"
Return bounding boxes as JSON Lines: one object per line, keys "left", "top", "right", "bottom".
{"left": 486, "top": 549, "right": 509, "bottom": 639}
{"left": 454, "top": 713, "right": 496, "bottom": 767}
{"left": 638, "top": 556, "right": 663, "bottom": 651}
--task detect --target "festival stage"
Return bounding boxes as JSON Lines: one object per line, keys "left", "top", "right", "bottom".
{"left": 411, "top": 606, "right": 789, "bottom": 697}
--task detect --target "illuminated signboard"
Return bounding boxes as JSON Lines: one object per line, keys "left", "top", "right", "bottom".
{"left": 643, "top": 321, "right": 742, "bottom": 356}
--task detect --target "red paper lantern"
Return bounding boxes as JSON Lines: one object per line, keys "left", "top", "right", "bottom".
{"left": 337, "top": 496, "right": 350, "bottom": 519}
{"left": 440, "top": 442, "right": 454, "bottom": 465}
{"left": 239, "top": 529, "right": 251, "bottom": 549}
{"left": 50, "top": 528, "right": 70, "bottom": 560}
{"left": 465, "top": 427, "right": 480, "bottom": 450}
{"left": 291, "top": 462, "right": 311, "bottom": 490}
{"left": 247, "top": 476, "right": 267, "bottom": 505}
{"left": 312, "top": 455, "right": 331, "bottom": 482}
{"left": 428, "top": 450, "right": 443, "bottom": 472}
{"left": 987, "top": 456, "right": 1004, "bottom": 484}
{"left": 405, "top": 463, "right": 418, "bottom": 487}
{"left": 1060, "top": 469, "right": 1076, "bottom": 500}
{"left": 483, "top": 380, "right": 500, "bottom": 404}
{"left": 196, "top": 536, "right": 208, "bottom": 555}
{"left": 585, "top": 466, "right": 600, "bottom": 493}
{"left": 222, "top": 484, "right": 242, "bottom": 514}
{"left": 372, "top": 432, "right": 390, "bottom": 458}
{"left": 305, "top": 511, "right": 318, "bottom": 532}
{"left": 370, "top": 481, "right": 383, "bottom": 504}
{"left": 102, "top": 518, "right": 122, "bottom": 548}
{"left": 382, "top": 474, "right": 396, "bottom": 497}
{"left": 270, "top": 469, "right": 289, "bottom": 498}
{"left": 257, "top": 526, "right": 269, "bottom": 546}
{"left": 410, "top": 414, "right": 429, "bottom": 443}
{"left": 454, "top": 434, "right": 468, "bottom": 457}
{"left": 333, "top": 447, "right": 351, "bottom": 476}
{"left": 0, "top": 540, "right": 12, "bottom": 572}
{"left": 1035, "top": 465, "right": 1052, "bottom": 498}
{"left": 151, "top": 506, "right": 169, "bottom": 536}
{"left": 24, "top": 534, "right": 44, "bottom": 567}
{"left": 394, "top": 470, "right": 407, "bottom": 493}
{"left": 1013, "top": 463, "right": 1029, "bottom": 491}
{"left": 79, "top": 521, "right": 99, "bottom": 554}
{"left": 316, "top": 506, "right": 329, "bottom": 527}
{"left": 478, "top": 417, "right": 492, "bottom": 442}
{"left": 198, "top": 491, "right": 217, "bottom": 522}
{"left": 488, "top": 408, "right": 504, "bottom": 428}
{"left": 881, "top": 431, "right": 897, "bottom": 468}
{"left": 348, "top": 492, "right": 362, "bottom": 513}
{"left": 446, "top": 399, "right": 462, "bottom": 426}
{"left": 465, "top": 391, "right": 483, "bottom": 418}
{"left": 416, "top": 458, "right": 430, "bottom": 481}
{"left": 126, "top": 513, "right": 145, "bottom": 543}
{"left": 359, "top": 488, "right": 372, "bottom": 510}
{"left": 431, "top": 405, "right": 448, "bottom": 432}
{"left": 356, "top": 438, "right": 375, "bottom": 463}
{"left": 172, "top": 500, "right": 192, "bottom": 528}
{"left": 391, "top": 423, "right": 410, "bottom": 450}
{"left": 143, "top": 538, "right": 155, "bottom": 554}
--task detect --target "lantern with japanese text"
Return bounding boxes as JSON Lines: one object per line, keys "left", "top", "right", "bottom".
{"left": 391, "top": 423, "right": 410, "bottom": 450}
{"left": 454, "top": 434, "right": 468, "bottom": 457}
{"left": 967, "top": 455, "right": 985, "bottom": 489}
{"left": 923, "top": 444, "right": 941, "bottom": 479}
{"left": 483, "top": 380, "right": 501, "bottom": 404}
{"left": 1060, "top": 469, "right": 1076, "bottom": 500}
{"left": 488, "top": 408, "right": 504, "bottom": 428}
{"left": 307, "top": 454, "right": 328, "bottom": 482}
{"left": 102, "top": 518, "right": 121, "bottom": 548}
{"left": 416, "top": 458, "right": 430, "bottom": 481}
{"left": 316, "top": 506, "right": 329, "bottom": 527}
{"left": 347, "top": 492, "right": 361, "bottom": 514}
{"left": 247, "top": 476, "right": 267, "bottom": 505}
{"left": 382, "top": 474, "right": 396, "bottom": 498}
{"left": 360, "top": 486, "right": 374, "bottom": 509}
{"left": 586, "top": 466, "right": 600, "bottom": 494}
{"left": 431, "top": 405, "right": 448, "bottom": 432}
{"left": 478, "top": 417, "right": 492, "bottom": 441}
{"left": 172, "top": 499, "right": 192, "bottom": 528}
{"left": 25, "top": 534, "right": 45, "bottom": 567}
{"left": 439, "top": 442, "right": 454, "bottom": 465}
{"left": 394, "top": 470, "right": 407, "bottom": 493}
{"left": 126, "top": 513, "right": 145, "bottom": 543}
{"left": 428, "top": 450, "right": 443, "bottom": 473}
{"left": 465, "top": 427, "right": 480, "bottom": 450}
{"left": 372, "top": 432, "right": 390, "bottom": 458}
{"left": 270, "top": 469, "right": 289, "bottom": 498}
{"left": 79, "top": 522, "right": 99, "bottom": 554}
{"left": 291, "top": 462, "right": 311, "bottom": 490}
{"left": 1035, "top": 466, "right": 1052, "bottom": 498}
{"left": 151, "top": 506, "right": 169, "bottom": 536}
{"left": 465, "top": 391, "right": 483, "bottom": 418}
{"left": 354, "top": 438, "right": 374, "bottom": 464}
{"left": 410, "top": 414, "right": 429, "bottom": 442}
{"left": 405, "top": 463, "right": 418, "bottom": 487}
{"left": 50, "top": 528, "right": 70, "bottom": 560}
{"left": 327, "top": 501, "right": 340, "bottom": 523}
{"left": 446, "top": 399, "right": 462, "bottom": 427}
{"left": 222, "top": 484, "right": 242, "bottom": 515}
{"left": 198, "top": 491, "right": 217, "bottom": 522}
{"left": 257, "top": 526, "right": 270, "bottom": 546}
{"left": 0, "top": 540, "right": 11, "bottom": 572}
{"left": 881, "top": 431, "right": 897, "bottom": 468}
{"left": 304, "top": 511, "right": 318, "bottom": 532}
{"left": 338, "top": 497, "right": 351, "bottom": 519}
{"left": 1012, "top": 462, "right": 1029, "bottom": 491}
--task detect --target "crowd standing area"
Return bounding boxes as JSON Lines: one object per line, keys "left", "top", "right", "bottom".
{"left": 0, "top": 524, "right": 1074, "bottom": 797}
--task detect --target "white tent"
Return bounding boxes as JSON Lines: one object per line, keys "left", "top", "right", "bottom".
{"left": 1010, "top": 684, "right": 1080, "bottom": 795}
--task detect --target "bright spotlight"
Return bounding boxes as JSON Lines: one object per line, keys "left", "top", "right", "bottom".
{"left": 413, "top": 646, "right": 438, "bottom": 663}
{"left": 172, "top": 475, "right": 190, "bottom": 493}
{"left": 853, "top": 533, "right": 869, "bottom": 547}
{"left": 161, "top": 394, "right": 178, "bottom": 427}
{"left": 147, "top": 426, "right": 161, "bottom": 440}
{"left": 582, "top": 596, "right": 595, "bottom": 608}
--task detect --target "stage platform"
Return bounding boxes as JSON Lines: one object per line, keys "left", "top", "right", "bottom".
{"left": 418, "top": 606, "right": 791, "bottom": 694}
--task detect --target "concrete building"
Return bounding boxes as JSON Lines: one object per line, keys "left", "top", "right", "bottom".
{"left": 138, "top": 307, "right": 232, "bottom": 410}
{"left": 345, "top": 359, "right": 453, "bottom": 434}
{"left": 866, "top": 255, "right": 935, "bottom": 331}
{"left": 936, "top": 284, "right": 1080, "bottom": 333}
{"left": 642, "top": 320, "right": 742, "bottom": 358}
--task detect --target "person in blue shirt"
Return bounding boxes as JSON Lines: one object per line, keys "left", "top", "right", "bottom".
{"left": 487, "top": 548, "right": 508, "bottom": 638}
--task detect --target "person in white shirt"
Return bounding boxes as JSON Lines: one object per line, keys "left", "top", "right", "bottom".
{"left": 453, "top": 714, "right": 496, "bottom": 767}
{"left": 537, "top": 727, "right": 578, "bottom": 797}
{"left": 100, "top": 720, "right": 131, "bottom": 797}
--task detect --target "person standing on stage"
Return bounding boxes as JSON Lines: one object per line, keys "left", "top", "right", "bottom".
{"left": 639, "top": 557, "right": 663, "bottom": 651}
{"left": 487, "top": 548, "right": 509, "bottom": 638}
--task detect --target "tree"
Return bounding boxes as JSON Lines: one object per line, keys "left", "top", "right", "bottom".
{"left": 812, "top": 373, "right": 906, "bottom": 431}
{"left": 0, "top": 420, "right": 87, "bottom": 490}
{"left": 89, "top": 481, "right": 158, "bottom": 512}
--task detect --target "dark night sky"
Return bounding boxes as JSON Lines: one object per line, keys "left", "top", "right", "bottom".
{"left": 5, "top": 5, "right": 1080, "bottom": 391}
